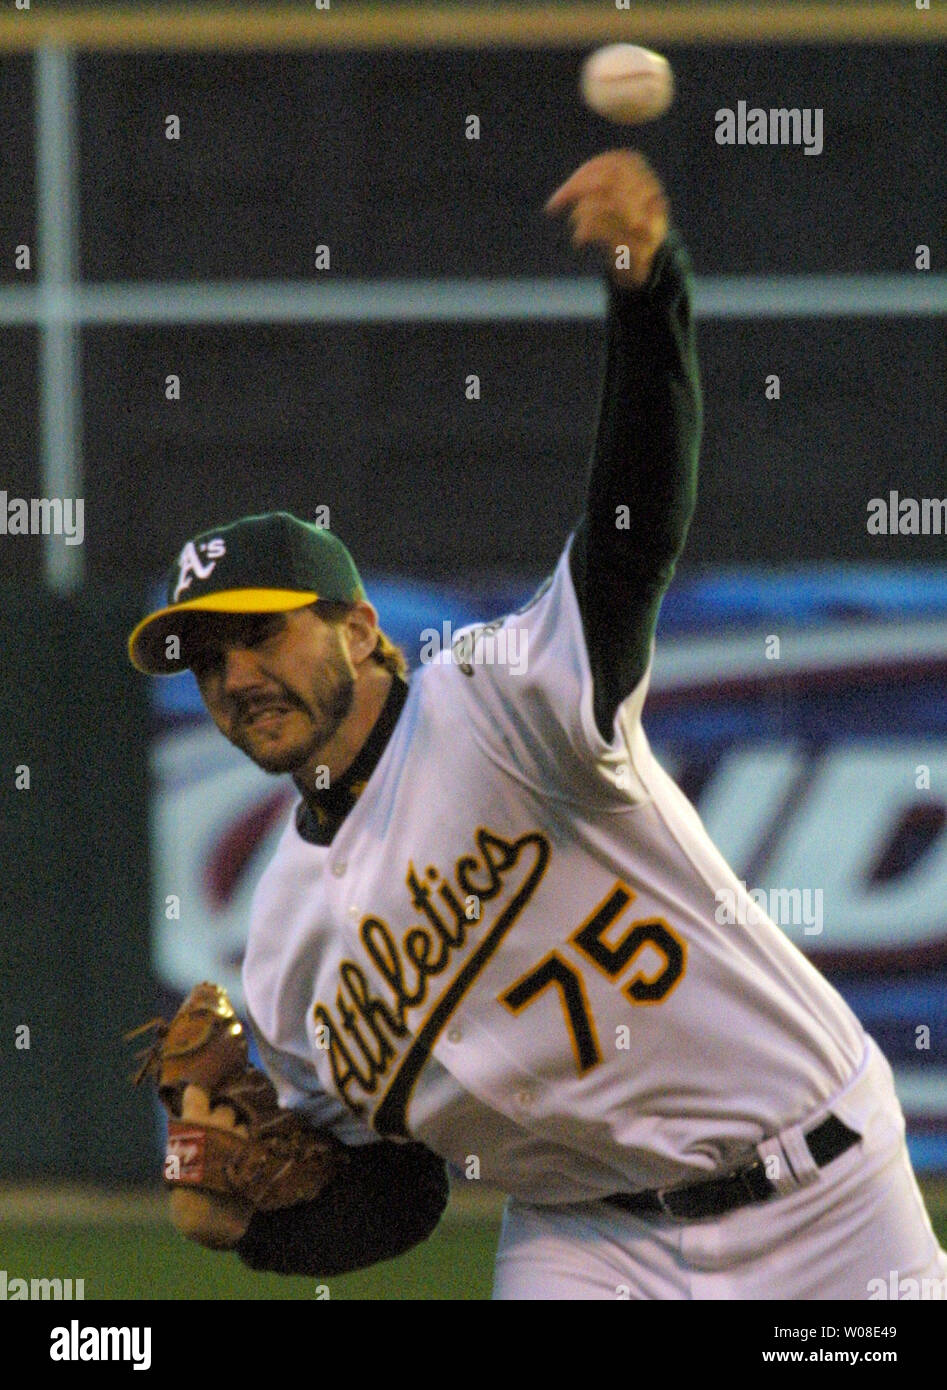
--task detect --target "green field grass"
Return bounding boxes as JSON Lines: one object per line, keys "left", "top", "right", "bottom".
{"left": 0, "top": 1219, "right": 502, "bottom": 1301}
{"left": 2, "top": 1183, "right": 945, "bottom": 1301}
{"left": 0, "top": 1188, "right": 505, "bottom": 1301}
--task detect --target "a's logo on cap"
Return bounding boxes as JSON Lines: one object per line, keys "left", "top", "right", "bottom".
{"left": 173, "top": 537, "right": 226, "bottom": 603}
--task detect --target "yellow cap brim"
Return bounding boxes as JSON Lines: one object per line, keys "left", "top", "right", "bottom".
{"left": 128, "top": 588, "right": 320, "bottom": 674}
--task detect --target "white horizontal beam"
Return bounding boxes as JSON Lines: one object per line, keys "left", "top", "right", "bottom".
{"left": 0, "top": 274, "right": 943, "bottom": 328}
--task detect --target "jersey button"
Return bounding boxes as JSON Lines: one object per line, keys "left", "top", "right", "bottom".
{"left": 348, "top": 905, "right": 360, "bottom": 920}
{"left": 516, "top": 1085, "right": 535, "bottom": 1109}
{"left": 446, "top": 1025, "right": 463, "bottom": 1044}
{"left": 331, "top": 860, "right": 347, "bottom": 877}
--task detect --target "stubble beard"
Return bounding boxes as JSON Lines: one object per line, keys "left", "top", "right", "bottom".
{"left": 231, "top": 648, "right": 356, "bottom": 775}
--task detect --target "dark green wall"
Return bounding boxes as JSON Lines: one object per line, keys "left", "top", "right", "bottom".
{"left": 0, "top": 588, "right": 155, "bottom": 1180}
{"left": 2, "top": 42, "right": 943, "bottom": 591}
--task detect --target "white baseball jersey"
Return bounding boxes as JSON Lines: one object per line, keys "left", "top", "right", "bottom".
{"left": 243, "top": 535, "right": 867, "bottom": 1206}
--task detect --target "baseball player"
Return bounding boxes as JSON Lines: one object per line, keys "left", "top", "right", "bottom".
{"left": 128, "top": 151, "right": 947, "bottom": 1299}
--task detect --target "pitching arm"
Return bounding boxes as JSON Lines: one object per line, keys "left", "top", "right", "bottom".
{"left": 570, "top": 228, "right": 702, "bottom": 740}
{"left": 545, "top": 152, "right": 701, "bottom": 742}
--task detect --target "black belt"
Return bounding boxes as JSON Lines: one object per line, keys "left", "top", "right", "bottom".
{"left": 604, "top": 1114, "right": 861, "bottom": 1222}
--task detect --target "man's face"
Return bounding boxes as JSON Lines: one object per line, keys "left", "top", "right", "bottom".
{"left": 185, "top": 608, "right": 356, "bottom": 775}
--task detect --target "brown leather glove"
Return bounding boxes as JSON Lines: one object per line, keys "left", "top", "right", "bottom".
{"left": 128, "top": 983, "right": 346, "bottom": 1246}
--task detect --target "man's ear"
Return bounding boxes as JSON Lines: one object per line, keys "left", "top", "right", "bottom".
{"left": 342, "top": 601, "right": 381, "bottom": 666}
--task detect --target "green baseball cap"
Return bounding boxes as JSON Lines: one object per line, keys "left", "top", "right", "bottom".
{"left": 128, "top": 511, "right": 367, "bottom": 675}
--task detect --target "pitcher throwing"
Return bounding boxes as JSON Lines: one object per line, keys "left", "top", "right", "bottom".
{"left": 128, "top": 151, "right": 946, "bottom": 1299}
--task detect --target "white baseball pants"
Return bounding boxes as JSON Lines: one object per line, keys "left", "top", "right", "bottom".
{"left": 492, "top": 1038, "right": 947, "bottom": 1300}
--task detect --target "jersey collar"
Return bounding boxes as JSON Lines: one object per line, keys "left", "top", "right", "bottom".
{"left": 294, "top": 673, "right": 410, "bottom": 846}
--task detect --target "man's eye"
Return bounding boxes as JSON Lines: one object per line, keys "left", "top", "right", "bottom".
{"left": 185, "top": 637, "right": 224, "bottom": 673}
{"left": 244, "top": 620, "right": 280, "bottom": 646}
{"left": 188, "top": 647, "right": 220, "bottom": 674}
{"left": 185, "top": 618, "right": 280, "bottom": 671}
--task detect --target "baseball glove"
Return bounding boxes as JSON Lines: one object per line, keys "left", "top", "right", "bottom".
{"left": 128, "top": 982, "right": 345, "bottom": 1245}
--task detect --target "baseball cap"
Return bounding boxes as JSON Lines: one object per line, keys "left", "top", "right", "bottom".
{"left": 128, "top": 511, "right": 367, "bottom": 675}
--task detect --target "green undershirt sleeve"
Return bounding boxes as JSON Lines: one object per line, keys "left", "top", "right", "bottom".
{"left": 568, "top": 229, "right": 703, "bottom": 742}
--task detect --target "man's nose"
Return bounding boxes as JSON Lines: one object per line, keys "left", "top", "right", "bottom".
{"left": 221, "top": 645, "right": 266, "bottom": 694}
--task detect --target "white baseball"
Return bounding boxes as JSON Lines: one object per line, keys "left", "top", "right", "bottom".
{"left": 579, "top": 45, "right": 675, "bottom": 125}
